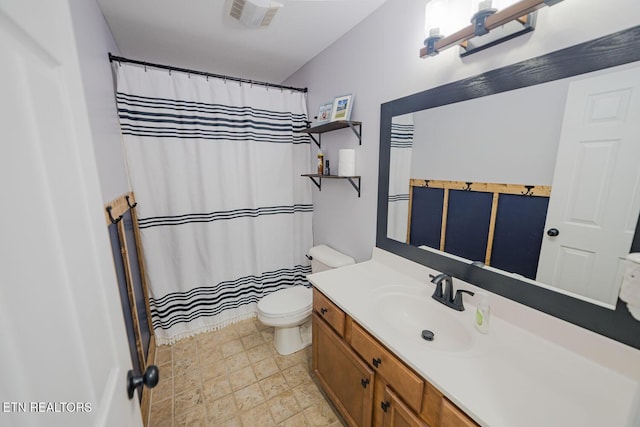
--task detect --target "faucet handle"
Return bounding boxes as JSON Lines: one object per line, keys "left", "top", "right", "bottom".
{"left": 429, "top": 274, "right": 444, "bottom": 299}
{"left": 452, "top": 289, "right": 474, "bottom": 311}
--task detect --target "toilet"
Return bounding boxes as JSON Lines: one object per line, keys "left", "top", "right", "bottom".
{"left": 257, "top": 245, "right": 355, "bottom": 355}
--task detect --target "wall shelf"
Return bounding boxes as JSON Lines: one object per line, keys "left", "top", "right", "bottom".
{"left": 302, "top": 120, "right": 362, "bottom": 148}
{"left": 302, "top": 174, "right": 361, "bottom": 197}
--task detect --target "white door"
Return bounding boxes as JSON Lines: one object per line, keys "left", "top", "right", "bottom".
{"left": 0, "top": 2, "right": 142, "bottom": 426}
{"left": 536, "top": 65, "right": 640, "bottom": 306}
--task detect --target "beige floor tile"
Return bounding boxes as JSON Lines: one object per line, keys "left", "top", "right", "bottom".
{"left": 260, "top": 329, "right": 274, "bottom": 343}
{"left": 173, "top": 368, "right": 201, "bottom": 393}
{"left": 229, "top": 366, "right": 257, "bottom": 391}
{"left": 202, "top": 374, "right": 232, "bottom": 401}
{"left": 278, "top": 412, "right": 311, "bottom": 427}
{"left": 173, "top": 338, "right": 198, "bottom": 360}
{"left": 217, "top": 416, "right": 242, "bottom": 427}
{"left": 225, "top": 351, "right": 251, "bottom": 373}
{"left": 246, "top": 343, "right": 274, "bottom": 364}
{"left": 174, "top": 388, "right": 204, "bottom": 419}
{"left": 292, "top": 382, "right": 324, "bottom": 410}
{"left": 197, "top": 340, "right": 225, "bottom": 363}
{"left": 255, "top": 320, "right": 271, "bottom": 331}
{"left": 259, "top": 373, "right": 289, "bottom": 401}
{"left": 233, "top": 382, "right": 265, "bottom": 411}
{"left": 221, "top": 339, "right": 245, "bottom": 358}
{"left": 173, "top": 404, "right": 206, "bottom": 426}
{"left": 240, "top": 402, "right": 277, "bottom": 427}
{"left": 151, "top": 374, "right": 174, "bottom": 404}
{"left": 158, "top": 362, "right": 173, "bottom": 380}
{"left": 266, "top": 390, "right": 302, "bottom": 424}
{"left": 206, "top": 393, "right": 238, "bottom": 424}
{"left": 216, "top": 327, "right": 240, "bottom": 344}
{"left": 148, "top": 321, "right": 341, "bottom": 427}
{"left": 200, "top": 359, "right": 228, "bottom": 381}
{"left": 173, "top": 355, "right": 198, "bottom": 378}
{"left": 234, "top": 319, "right": 259, "bottom": 337}
{"left": 252, "top": 357, "right": 279, "bottom": 381}
{"left": 155, "top": 345, "right": 173, "bottom": 366}
{"left": 149, "top": 395, "right": 173, "bottom": 426}
{"left": 303, "top": 400, "right": 339, "bottom": 426}
{"left": 281, "top": 363, "right": 311, "bottom": 388}
{"left": 241, "top": 332, "right": 264, "bottom": 350}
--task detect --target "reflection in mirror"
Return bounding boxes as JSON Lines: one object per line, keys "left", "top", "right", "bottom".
{"left": 387, "top": 62, "right": 640, "bottom": 309}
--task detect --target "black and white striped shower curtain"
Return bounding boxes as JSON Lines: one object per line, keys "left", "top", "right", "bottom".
{"left": 114, "top": 63, "right": 313, "bottom": 344}
{"left": 387, "top": 114, "right": 414, "bottom": 242}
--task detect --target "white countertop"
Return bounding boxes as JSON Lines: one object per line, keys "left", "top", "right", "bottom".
{"left": 307, "top": 249, "right": 640, "bottom": 427}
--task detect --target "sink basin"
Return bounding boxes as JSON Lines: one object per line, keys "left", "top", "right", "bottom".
{"left": 372, "top": 286, "right": 475, "bottom": 352}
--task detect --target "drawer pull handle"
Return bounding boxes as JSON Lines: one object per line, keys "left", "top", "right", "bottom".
{"left": 360, "top": 378, "right": 369, "bottom": 388}
{"left": 372, "top": 357, "right": 382, "bottom": 368}
{"left": 381, "top": 400, "right": 390, "bottom": 413}
{"left": 320, "top": 307, "right": 328, "bottom": 315}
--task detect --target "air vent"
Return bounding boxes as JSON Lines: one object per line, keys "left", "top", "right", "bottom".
{"left": 230, "top": 0, "right": 283, "bottom": 28}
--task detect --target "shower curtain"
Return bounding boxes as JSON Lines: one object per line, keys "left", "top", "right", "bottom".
{"left": 387, "top": 114, "right": 414, "bottom": 243}
{"left": 114, "top": 63, "right": 313, "bottom": 344}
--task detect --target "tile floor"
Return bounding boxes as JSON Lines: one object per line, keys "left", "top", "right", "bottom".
{"left": 148, "top": 317, "right": 344, "bottom": 426}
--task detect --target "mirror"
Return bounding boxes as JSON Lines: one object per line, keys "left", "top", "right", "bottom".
{"left": 378, "top": 26, "right": 640, "bottom": 349}
{"left": 387, "top": 64, "right": 640, "bottom": 309}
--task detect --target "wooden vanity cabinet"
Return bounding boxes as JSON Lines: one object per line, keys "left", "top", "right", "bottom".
{"left": 440, "top": 399, "right": 477, "bottom": 427}
{"left": 313, "top": 288, "right": 346, "bottom": 336}
{"left": 381, "top": 387, "right": 428, "bottom": 427}
{"left": 312, "top": 288, "right": 479, "bottom": 427}
{"left": 313, "top": 312, "right": 374, "bottom": 427}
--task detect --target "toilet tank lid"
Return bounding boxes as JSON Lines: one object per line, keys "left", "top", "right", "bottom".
{"left": 309, "top": 245, "right": 355, "bottom": 268}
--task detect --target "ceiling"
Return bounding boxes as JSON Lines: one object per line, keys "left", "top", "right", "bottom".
{"left": 97, "top": 0, "right": 388, "bottom": 84}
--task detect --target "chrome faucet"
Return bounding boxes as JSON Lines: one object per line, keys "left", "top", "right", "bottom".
{"left": 429, "top": 273, "right": 474, "bottom": 311}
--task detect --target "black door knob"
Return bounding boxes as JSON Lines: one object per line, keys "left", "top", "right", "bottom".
{"left": 547, "top": 228, "right": 560, "bottom": 237}
{"left": 127, "top": 365, "right": 159, "bottom": 399}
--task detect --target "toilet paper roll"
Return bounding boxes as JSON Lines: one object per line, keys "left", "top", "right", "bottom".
{"left": 338, "top": 149, "right": 356, "bottom": 177}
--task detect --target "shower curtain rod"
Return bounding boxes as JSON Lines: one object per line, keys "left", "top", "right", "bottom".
{"left": 108, "top": 53, "right": 308, "bottom": 93}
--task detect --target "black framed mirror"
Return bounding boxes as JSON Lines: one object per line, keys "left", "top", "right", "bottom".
{"left": 377, "top": 25, "right": 640, "bottom": 349}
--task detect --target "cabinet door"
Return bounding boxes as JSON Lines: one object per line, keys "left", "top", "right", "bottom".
{"left": 313, "top": 313, "right": 374, "bottom": 427}
{"left": 441, "top": 398, "right": 478, "bottom": 427}
{"left": 382, "top": 387, "right": 428, "bottom": 427}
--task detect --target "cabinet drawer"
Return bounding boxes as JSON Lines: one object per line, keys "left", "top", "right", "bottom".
{"left": 351, "top": 322, "right": 424, "bottom": 412}
{"left": 313, "top": 288, "right": 346, "bottom": 337}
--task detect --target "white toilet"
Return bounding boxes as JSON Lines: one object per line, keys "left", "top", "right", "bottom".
{"left": 257, "top": 245, "right": 355, "bottom": 355}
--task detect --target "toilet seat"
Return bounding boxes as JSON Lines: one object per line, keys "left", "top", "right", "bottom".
{"left": 257, "top": 286, "right": 312, "bottom": 318}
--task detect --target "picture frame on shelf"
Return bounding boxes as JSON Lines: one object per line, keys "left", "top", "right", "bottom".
{"left": 330, "top": 94, "right": 354, "bottom": 122}
{"left": 317, "top": 102, "right": 333, "bottom": 124}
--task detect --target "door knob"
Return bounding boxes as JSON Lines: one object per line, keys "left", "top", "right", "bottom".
{"left": 127, "top": 365, "right": 159, "bottom": 399}
{"left": 547, "top": 228, "right": 560, "bottom": 237}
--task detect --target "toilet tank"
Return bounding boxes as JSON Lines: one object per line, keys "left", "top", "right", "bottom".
{"left": 309, "top": 245, "right": 355, "bottom": 273}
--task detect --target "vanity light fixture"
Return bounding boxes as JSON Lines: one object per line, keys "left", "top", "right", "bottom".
{"left": 421, "top": 0, "right": 564, "bottom": 58}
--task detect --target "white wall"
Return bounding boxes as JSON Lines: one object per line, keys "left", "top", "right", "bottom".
{"left": 68, "top": 0, "right": 129, "bottom": 203}
{"left": 285, "top": 0, "right": 640, "bottom": 262}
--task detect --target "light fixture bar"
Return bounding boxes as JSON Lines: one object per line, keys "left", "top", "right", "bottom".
{"left": 420, "top": 0, "right": 562, "bottom": 58}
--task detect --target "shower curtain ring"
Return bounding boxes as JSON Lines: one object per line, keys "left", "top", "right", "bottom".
{"left": 106, "top": 206, "right": 123, "bottom": 224}
{"left": 125, "top": 195, "right": 138, "bottom": 209}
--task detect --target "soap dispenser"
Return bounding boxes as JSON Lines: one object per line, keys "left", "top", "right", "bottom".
{"left": 475, "top": 292, "right": 490, "bottom": 334}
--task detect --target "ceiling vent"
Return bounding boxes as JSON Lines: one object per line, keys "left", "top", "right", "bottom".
{"left": 230, "top": 0, "right": 283, "bottom": 28}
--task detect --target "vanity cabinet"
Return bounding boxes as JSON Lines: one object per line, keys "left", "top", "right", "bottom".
{"left": 381, "top": 387, "right": 428, "bottom": 427}
{"left": 313, "top": 312, "right": 374, "bottom": 426}
{"left": 440, "top": 399, "right": 477, "bottom": 427}
{"left": 312, "top": 288, "right": 478, "bottom": 427}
